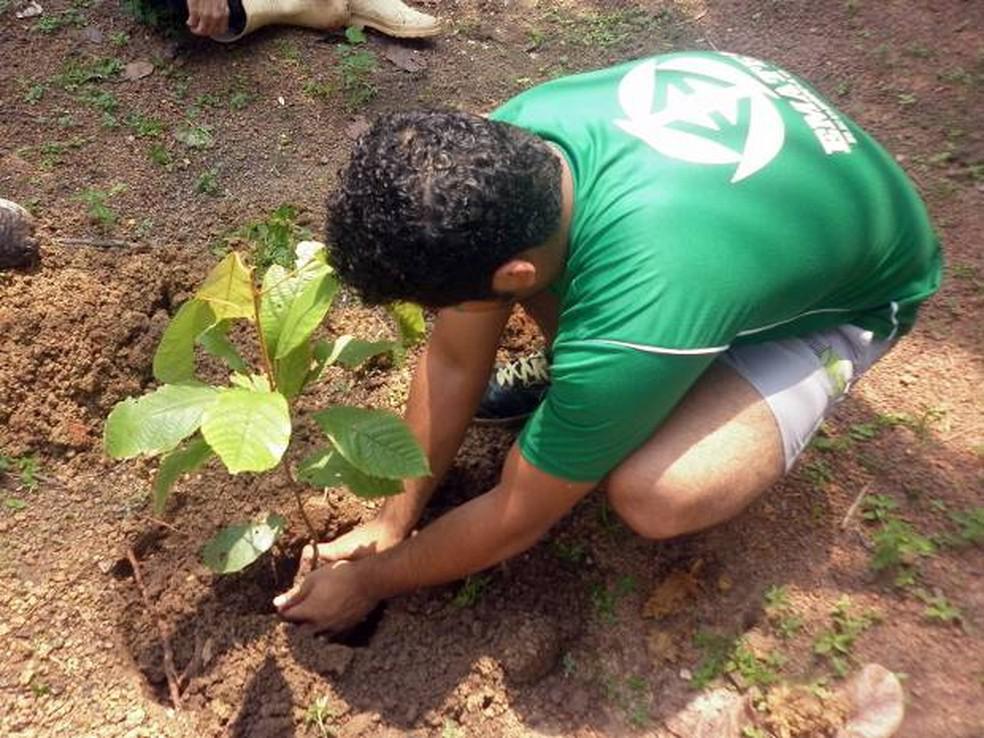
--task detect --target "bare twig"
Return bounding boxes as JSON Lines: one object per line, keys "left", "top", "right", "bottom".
{"left": 138, "top": 515, "right": 187, "bottom": 536}
{"left": 282, "top": 459, "right": 320, "bottom": 568}
{"left": 841, "top": 483, "right": 872, "bottom": 530}
{"left": 125, "top": 546, "right": 183, "bottom": 709}
{"left": 59, "top": 237, "right": 130, "bottom": 248}
{"left": 178, "top": 632, "right": 204, "bottom": 689}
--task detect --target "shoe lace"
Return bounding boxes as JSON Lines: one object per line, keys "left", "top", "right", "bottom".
{"left": 495, "top": 352, "right": 550, "bottom": 388}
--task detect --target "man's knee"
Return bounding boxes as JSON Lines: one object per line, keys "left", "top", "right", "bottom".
{"left": 605, "top": 467, "right": 701, "bottom": 540}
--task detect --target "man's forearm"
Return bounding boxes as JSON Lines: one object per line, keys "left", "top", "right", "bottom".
{"left": 378, "top": 342, "right": 492, "bottom": 534}
{"left": 364, "top": 448, "right": 595, "bottom": 599}
{"left": 365, "top": 480, "right": 549, "bottom": 599}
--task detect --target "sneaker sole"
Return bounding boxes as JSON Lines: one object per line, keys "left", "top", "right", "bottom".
{"left": 472, "top": 414, "right": 531, "bottom": 428}
{"left": 350, "top": 14, "right": 441, "bottom": 38}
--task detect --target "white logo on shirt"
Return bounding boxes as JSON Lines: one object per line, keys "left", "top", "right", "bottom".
{"left": 614, "top": 56, "right": 785, "bottom": 183}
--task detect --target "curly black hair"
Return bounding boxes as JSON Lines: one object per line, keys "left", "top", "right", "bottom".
{"left": 326, "top": 110, "right": 563, "bottom": 307}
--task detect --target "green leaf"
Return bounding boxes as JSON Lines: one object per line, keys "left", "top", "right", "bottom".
{"left": 321, "top": 335, "right": 396, "bottom": 369}
{"left": 298, "top": 448, "right": 402, "bottom": 498}
{"left": 259, "top": 262, "right": 330, "bottom": 357}
{"left": 201, "top": 514, "right": 285, "bottom": 573}
{"left": 345, "top": 25, "right": 367, "bottom": 44}
{"left": 274, "top": 270, "right": 339, "bottom": 359}
{"left": 4, "top": 498, "right": 27, "bottom": 511}
{"left": 274, "top": 342, "right": 312, "bottom": 399}
{"left": 196, "top": 320, "right": 249, "bottom": 374}
{"left": 104, "top": 384, "right": 218, "bottom": 459}
{"left": 152, "top": 435, "right": 214, "bottom": 514}
{"left": 388, "top": 301, "right": 426, "bottom": 346}
{"left": 200, "top": 387, "right": 291, "bottom": 473}
{"left": 153, "top": 299, "right": 216, "bottom": 383}
{"left": 196, "top": 252, "right": 255, "bottom": 321}
{"left": 229, "top": 373, "right": 271, "bottom": 392}
{"left": 313, "top": 405, "right": 429, "bottom": 479}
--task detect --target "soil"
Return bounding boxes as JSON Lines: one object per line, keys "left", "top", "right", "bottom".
{"left": 1, "top": 1, "right": 983, "bottom": 737}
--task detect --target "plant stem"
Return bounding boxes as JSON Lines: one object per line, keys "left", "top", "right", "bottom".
{"left": 282, "top": 458, "right": 319, "bottom": 569}
{"left": 251, "top": 281, "right": 277, "bottom": 390}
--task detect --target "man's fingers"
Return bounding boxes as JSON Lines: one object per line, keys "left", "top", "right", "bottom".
{"left": 273, "top": 577, "right": 310, "bottom": 613}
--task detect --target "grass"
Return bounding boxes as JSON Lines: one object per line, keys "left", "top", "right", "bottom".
{"left": 148, "top": 143, "right": 172, "bottom": 168}
{"left": 764, "top": 585, "right": 804, "bottom": 639}
{"left": 813, "top": 596, "right": 881, "bottom": 678}
{"left": 916, "top": 590, "right": 962, "bottom": 625}
{"left": 336, "top": 45, "right": 378, "bottom": 109}
{"left": 76, "top": 184, "right": 126, "bottom": 230}
{"left": 195, "top": 169, "right": 221, "bottom": 197}
{"left": 216, "top": 204, "right": 313, "bottom": 271}
{"left": 304, "top": 695, "right": 337, "bottom": 737}
{"left": 452, "top": 574, "right": 490, "bottom": 607}
{"left": 53, "top": 56, "right": 123, "bottom": 90}
{"left": 0, "top": 453, "right": 41, "bottom": 491}
{"left": 949, "top": 507, "right": 984, "bottom": 546}
{"left": 870, "top": 517, "right": 936, "bottom": 586}
{"left": 303, "top": 79, "right": 335, "bottom": 102}
{"left": 861, "top": 493, "right": 899, "bottom": 523}
{"left": 174, "top": 123, "right": 214, "bottom": 149}
{"left": 1, "top": 453, "right": 41, "bottom": 511}
{"left": 590, "top": 574, "right": 636, "bottom": 623}
{"left": 127, "top": 113, "right": 165, "bottom": 138}
{"left": 33, "top": 9, "right": 86, "bottom": 34}
{"left": 550, "top": 538, "right": 587, "bottom": 565}
{"left": 544, "top": 7, "right": 675, "bottom": 49}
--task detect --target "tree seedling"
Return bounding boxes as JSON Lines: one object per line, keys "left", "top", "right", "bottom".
{"left": 104, "top": 244, "right": 429, "bottom": 573}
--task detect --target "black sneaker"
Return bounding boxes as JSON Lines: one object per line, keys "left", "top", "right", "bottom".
{"left": 474, "top": 351, "right": 551, "bottom": 425}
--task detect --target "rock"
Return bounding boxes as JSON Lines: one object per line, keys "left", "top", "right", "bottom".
{"left": 0, "top": 198, "right": 39, "bottom": 269}
{"left": 307, "top": 642, "right": 355, "bottom": 676}
{"left": 15, "top": 2, "right": 43, "bottom": 19}
{"left": 122, "top": 61, "right": 155, "bottom": 81}
{"left": 664, "top": 688, "right": 748, "bottom": 738}
{"left": 381, "top": 43, "right": 425, "bottom": 73}
{"left": 81, "top": 25, "right": 104, "bottom": 43}
{"left": 837, "top": 664, "right": 905, "bottom": 738}
{"left": 495, "top": 613, "right": 561, "bottom": 685}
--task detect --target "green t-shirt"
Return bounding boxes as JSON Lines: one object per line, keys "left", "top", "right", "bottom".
{"left": 490, "top": 51, "right": 942, "bottom": 482}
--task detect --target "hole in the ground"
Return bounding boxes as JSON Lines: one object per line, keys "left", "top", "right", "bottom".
{"left": 332, "top": 602, "right": 386, "bottom": 648}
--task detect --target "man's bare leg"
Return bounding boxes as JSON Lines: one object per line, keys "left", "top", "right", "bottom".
{"left": 605, "top": 362, "right": 785, "bottom": 539}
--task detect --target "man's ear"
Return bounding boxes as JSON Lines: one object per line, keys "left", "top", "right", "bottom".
{"left": 491, "top": 259, "right": 537, "bottom": 293}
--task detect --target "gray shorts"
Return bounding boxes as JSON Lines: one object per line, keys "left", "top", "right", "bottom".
{"left": 719, "top": 325, "right": 896, "bottom": 471}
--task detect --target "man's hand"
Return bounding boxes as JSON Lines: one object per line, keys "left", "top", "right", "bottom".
{"left": 297, "top": 517, "right": 407, "bottom": 575}
{"left": 274, "top": 560, "right": 378, "bottom": 634}
{"left": 186, "top": 0, "right": 229, "bottom": 37}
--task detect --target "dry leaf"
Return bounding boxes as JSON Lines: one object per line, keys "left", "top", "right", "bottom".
{"left": 646, "top": 629, "right": 680, "bottom": 664}
{"left": 642, "top": 566, "right": 702, "bottom": 619}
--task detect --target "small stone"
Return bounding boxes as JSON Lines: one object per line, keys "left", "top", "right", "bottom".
{"left": 124, "top": 707, "right": 145, "bottom": 727}
{"left": 717, "top": 575, "right": 733, "bottom": 592}
{"left": 122, "top": 60, "right": 155, "bottom": 81}
{"left": 15, "top": 2, "right": 43, "bottom": 19}
{"left": 679, "top": 668, "right": 693, "bottom": 681}
{"left": 82, "top": 26, "right": 104, "bottom": 43}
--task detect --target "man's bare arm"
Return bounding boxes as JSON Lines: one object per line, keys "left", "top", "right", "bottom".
{"left": 276, "top": 445, "right": 595, "bottom": 629}
{"left": 308, "top": 304, "right": 511, "bottom": 562}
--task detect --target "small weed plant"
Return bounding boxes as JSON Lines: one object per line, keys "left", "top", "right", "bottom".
{"left": 217, "top": 204, "right": 313, "bottom": 271}
{"left": 76, "top": 184, "right": 126, "bottom": 230}
{"left": 104, "top": 243, "right": 429, "bottom": 573}
{"left": 336, "top": 28, "right": 378, "bottom": 109}
{"left": 452, "top": 573, "right": 491, "bottom": 607}
{"left": 1, "top": 453, "right": 41, "bottom": 510}
{"left": 813, "top": 596, "right": 881, "bottom": 678}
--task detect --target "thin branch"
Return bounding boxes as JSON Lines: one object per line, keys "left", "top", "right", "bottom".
{"left": 59, "top": 237, "right": 130, "bottom": 248}
{"left": 250, "top": 279, "right": 277, "bottom": 389}
{"left": 125, "top": 546, "right": 183, "bottom": 709}
{"left": 282, "top": 459, "right": 320, "bottom": 569}
{"left": 840, "top": 483, "right": 872, "bottom": 530}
